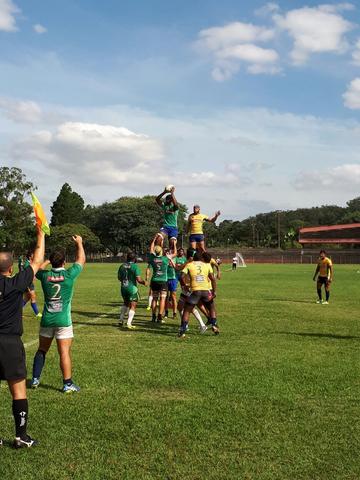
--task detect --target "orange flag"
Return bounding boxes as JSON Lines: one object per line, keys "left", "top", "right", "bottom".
{"left": 31, "top": 192, "right": 50, "bottom": 235}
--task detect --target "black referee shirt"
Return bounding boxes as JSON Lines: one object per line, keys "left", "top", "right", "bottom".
{"left": 0, "top": 266, "right": 34, "bottom": 336}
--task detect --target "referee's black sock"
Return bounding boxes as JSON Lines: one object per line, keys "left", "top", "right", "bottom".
{"left": 12, "top": 399, "right": 28, "bottom": 438}
{"left": 33, "top": 350, "right": 46, "bottom": 379}
{"left": 317, "top": 288, "right": 322, "bottom": 301}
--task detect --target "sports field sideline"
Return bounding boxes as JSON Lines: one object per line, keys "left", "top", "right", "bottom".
{"left": 1, "top": 263, "right": 359, "bottom": 480}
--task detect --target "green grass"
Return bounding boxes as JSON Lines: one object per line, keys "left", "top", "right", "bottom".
{"left": 1, "top": 263, "right": 360, "bottom": 479}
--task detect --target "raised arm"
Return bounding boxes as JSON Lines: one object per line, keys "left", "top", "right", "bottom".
{"left": 150, "top": 234, "right": 159, "bottom": 254}
{"left": 207, "top": 210, "right": 221, "bottom": 223}
{"left": 73, "top": 235, "right": 86, "bottom": 267}
{"left": 170, "top": 187, "right": 178, "bottom": 209}
{"left": 155, "top": 189, "right": 166, "bottom": 207}
{"left": 29, "top": 227, "right": 45, "bottom": 275}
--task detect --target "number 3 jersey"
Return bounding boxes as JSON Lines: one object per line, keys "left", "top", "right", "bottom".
{"left": 182, "top": 261, "right": 213, "bottom": 291}
{"left": 36, "top": 264, "right": 83, "bottom": 328}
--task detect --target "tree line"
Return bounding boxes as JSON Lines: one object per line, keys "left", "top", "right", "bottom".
{"left": 1, "top": 167, "right": 360, "bottom": 254}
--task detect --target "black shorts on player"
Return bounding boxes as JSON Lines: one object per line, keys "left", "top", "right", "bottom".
{"left": 150, "top": 281, "right": 168, "bottom": 293}
{"left": 0, "top": 335, "right": 27, "bottom": 381}
{"left": 318, "top": 276, "right": 329, "bottom": 285}
{"left": 186, "top": 290, "right": 213, "bottom": 306}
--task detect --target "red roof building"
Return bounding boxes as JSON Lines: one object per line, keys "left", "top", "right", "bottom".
{"left": 299, "top": 223, "right": 360, "bottom": 245}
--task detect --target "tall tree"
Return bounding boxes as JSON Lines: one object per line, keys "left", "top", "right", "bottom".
{"left": 0, "top": 167, "right": 35, "bottom": 251}
{"left": 51, "top": 183, "right": 85, "bottom": 226}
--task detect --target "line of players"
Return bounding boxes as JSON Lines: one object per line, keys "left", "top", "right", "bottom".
{"left": 117, "top": 186, "right": 222, "bottom": 337}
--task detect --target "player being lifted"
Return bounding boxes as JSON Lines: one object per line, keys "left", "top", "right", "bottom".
{"left": 118, "top": 252, "right": 145, "bottom": 329}
{"left": 187, "top": 205, "right": 220, "bottom": 252}
{"left": 179, "top": 251, "right": 219, "bottom": 338}
{"left": 155, "top": 186, "right": 179, "bottom": 250}
{"left": 31, "top": 235, "right": 85, "bottom": 393}
{"left": 313, "top": 250, "right": 333, "bottom": 305}
{"left": 146, "top": 234, "right": 176, "bottom": 324}
{"left": 18, "top": 251, "right": 42, "bottom": 319}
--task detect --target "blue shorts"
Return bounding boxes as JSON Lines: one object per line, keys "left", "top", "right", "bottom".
{"left": 189, "top": 233, "right": 204, "bottom": 243}
{"left": 167, "top": 279, "right": 178, "bottom": 292}
{"left": 160, "top": 226, "right": 178, "bottom": 240}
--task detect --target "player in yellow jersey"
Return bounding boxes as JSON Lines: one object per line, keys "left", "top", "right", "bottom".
{"left": 179, "top": 251, "right": 219, "bottom": 337}
{"left": 187, "top": 205, "right": 220, "bottom": 252}
{"left": 313, "top": 250, "right": 333, "bottom": 304}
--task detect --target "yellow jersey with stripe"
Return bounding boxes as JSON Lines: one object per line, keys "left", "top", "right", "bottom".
{"left": 318, "top": 257, "right": 332, "bottom": 277}
{"left": 188, "top": 214, "right": 209, "bottom": 235}
{"left": 182, "top": 261, "right": 213, "bottom": 291}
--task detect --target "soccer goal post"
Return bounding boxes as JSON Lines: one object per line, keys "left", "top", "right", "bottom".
{"left": 236, "top": 252, "right": 247, "bottom": 267}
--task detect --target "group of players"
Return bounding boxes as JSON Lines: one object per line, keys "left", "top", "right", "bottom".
{"left": 117, "top": 186, "right": 222, "bottom": 337}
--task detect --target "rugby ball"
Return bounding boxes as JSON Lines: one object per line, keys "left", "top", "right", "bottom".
{"left": 165, "top": 184, "right": 175, "bottom": 192}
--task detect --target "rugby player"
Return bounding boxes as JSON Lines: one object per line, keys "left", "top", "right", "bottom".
{"left": 146, "top": 235, "right": 175, "bottom": 324}
{"left": 187, "top": 205, "right": 220, "bottom": 252}
{"left": 118, "top": 252, "right": 145, "bottom": 329}
{"left": 0, "top": 226, "right": 44, "bottom": 448}
{"left": 164, "top": 245, "right": 179, "bottom": 319}
{"left": 155, "top": 187, "right": 179, "bottom": 250}
{"left": 19, "top": 252, "right": 42, "bottom": 319}
{"left": 31, "top": 235, "right": 85, "bottom": 393}
{"left": 313, "top": 250, "right": 333, "bottom": 304}
{"left": 179, "top": 251, "right": 219, "bottom": 338}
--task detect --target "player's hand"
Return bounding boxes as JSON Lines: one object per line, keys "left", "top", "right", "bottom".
{"left": 170, "top": 186, "right": 175, "bottom": 193}
{"left": 215, "top": 210, "right": 221, "bottom": 216}
{"left": 72, "top": 235, "right": 83, "bottom": 244}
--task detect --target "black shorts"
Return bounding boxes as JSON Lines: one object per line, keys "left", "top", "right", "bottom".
{"left": 151, "top": 281, "right": 168, "bottom": 292}
{"left": 186, "top": 290, "right": 213, "bottom": 306}
{"left": 0, "top": 335, "right": 26, "bottom": 381}
{"left": 318, "top": 276, "right": 329, "bottom": 285}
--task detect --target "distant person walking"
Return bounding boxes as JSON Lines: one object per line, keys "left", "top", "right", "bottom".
{"left": 232, "top": 256, "right": 238, "bottom": 271}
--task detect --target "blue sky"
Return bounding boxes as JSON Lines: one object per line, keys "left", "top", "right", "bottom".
{"left": 1, "top": 0, "right": 360, "bottom": 220}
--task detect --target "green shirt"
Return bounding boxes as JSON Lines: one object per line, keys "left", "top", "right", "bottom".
{"left": 175, "top": 256, "right": 187, "bottom": 279}
{"left": 167, "top": 263, "right": 176, "bottom": 281}
{"left": 118, "top": 262, "right": 140, "bottom": 288}
{"left": 162, "top": 202, "right": 178, "bottom": 228}
{"left": 18, "top": 257, "right": 30, "bottom": 272}
{"left": 148, "top": 253, "right": 169, "bottom": 282}
{"left": 36, "top": 263, "right": 83, "bottom": 328}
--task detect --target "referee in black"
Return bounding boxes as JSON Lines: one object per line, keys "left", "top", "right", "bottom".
{"left": 0, "top": 226, "right": 44, "bottom": 448}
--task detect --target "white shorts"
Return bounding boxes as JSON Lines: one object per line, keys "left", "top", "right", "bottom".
{"left": 39, "top": 325, "right": 74, "bottom": 340}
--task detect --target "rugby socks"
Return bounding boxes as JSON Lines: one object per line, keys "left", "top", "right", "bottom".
{"left": 148, "top": 295, "right": 153, "bottom": 307}
{"left": 326, "top": 291, "right": 330, "bottom": 302}
{"left": 209, "top": 317, "right": 218, "bottom": 326}
{"left": 12, "top": 399, "right": 28, "bottom": 438}
{"left": 23, "top": 299, "right": 28, "bottom": 307}
{"left": 33, "top": 350, "right": 46, "bottom": 379}
{"left": 120, "top": 306, "right": 128, "bottom": 322}
{"left": 193, "top": 308, "right": 205, "bottom": 328}
{"left": 63, "top": 378, "right": 73, "bottom": 386}
{"left": 317, "top": 288, "right": 322, "bottom": 301}
{"left": 127, "top": 309, "right": 135, "bottom": 326}
{"left": 31, "top": 302, "right": 39, "bottom": 315}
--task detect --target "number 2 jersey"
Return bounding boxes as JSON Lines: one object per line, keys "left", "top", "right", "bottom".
{"left": 36, "top": 264, "right": 83, "bottom": 328}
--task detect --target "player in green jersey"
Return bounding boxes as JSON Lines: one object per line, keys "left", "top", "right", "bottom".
{"left": 31, "top": 235, "right": 85, "bottom": 393}
{"left": 18, "top": 251, "right": 41, "bottom": 319}
{"left": 155, "top": 187, "right": 179, "bottom": 250}
{"left": 165, "top": 247, "right": 186, "bottom": 319}
{"left": 146, "top": 234, "right": 176, "bottom": 323}
{"left": 118, "top": 252, "right": 145, "bottom": 329}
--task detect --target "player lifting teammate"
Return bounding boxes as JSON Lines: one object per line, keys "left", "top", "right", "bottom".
{"left": 313, "top": 250, "right": 333, "bottom": 304}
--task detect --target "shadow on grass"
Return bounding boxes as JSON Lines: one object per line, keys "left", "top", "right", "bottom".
{"left": 278, "top": 331, "right": 360, "bottom": 340}
{"left": 265, "top": 298, "right": 313, "bottom": 304}
{"left": 26, "top": 379, "right": 62, "bottom": 392}
{"left": 72, "top": 310, "right": 119, "bottom": 320}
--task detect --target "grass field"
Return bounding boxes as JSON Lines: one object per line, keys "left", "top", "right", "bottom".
{"left": 1, "top": 263, "right": 360, "bottom": 480}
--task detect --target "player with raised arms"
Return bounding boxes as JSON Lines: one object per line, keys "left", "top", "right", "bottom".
{"left": 146, "top": 234, "right": 176, "bottom": 324}
{"left": 118, "top": 252, "right": 146, "bottom": 329}
{"left": 30, "top": 235, "right": 85, "bottom": 393}
{"left": 313, "top": 250, "right": 333, "bottom": 304}
{"left": 187, "top": 205, "right": 220, "bottom": 252}
{"left": 155, "top": 185, "right": 179, "bottom": 250}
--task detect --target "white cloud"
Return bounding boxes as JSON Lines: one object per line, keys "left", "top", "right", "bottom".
{"left": 274, "top": 4, "right": 353, "bottom": 65}
{"left": 351, "top": 39, "right": 360, "bottom": 65}
{"left": 294, "top": 163, "right": 360, "bottom": 190}
{"left": 0, "top": 98, "right": 42, "bottom": 123}
{"left": 343, "top": 78, "right": 360, "bottom": 109}
{"left": 33, "top": 23, "right": 47, "bottom": 34}
{"left": 0, "top": 0, "right": 19, "bottom": 32}
{"left": 196, "top": 21, "right": 280, "bottom": 80}
{"left": 255, "top": 3, "right": 280, "bottom": 17}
